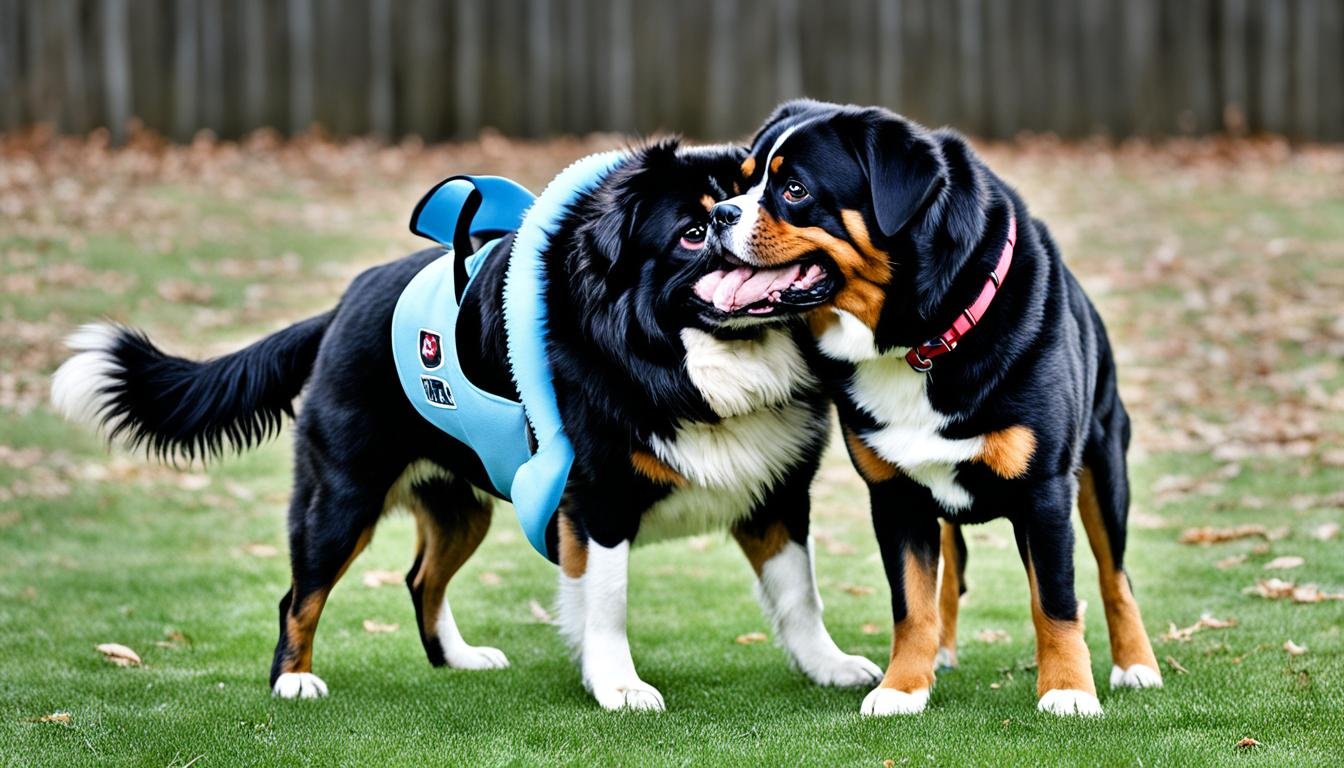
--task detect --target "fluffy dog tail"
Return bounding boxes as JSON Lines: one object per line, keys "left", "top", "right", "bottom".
{"left": 51, "top": 312, "right": 333, "bottom": 461}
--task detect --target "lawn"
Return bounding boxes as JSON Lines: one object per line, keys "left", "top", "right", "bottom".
{"left": 2, "top": 133, "right": 1342, "bottom": 767}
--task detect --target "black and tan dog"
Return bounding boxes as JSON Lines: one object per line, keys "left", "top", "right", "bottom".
{"left": 51, "top": 140, "right": 882, "bottom": 710}
{"left": 701, "top": 100, "right": 1161, "bottom": 716}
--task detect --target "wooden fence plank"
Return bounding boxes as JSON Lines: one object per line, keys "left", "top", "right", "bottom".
{"left": 1, "top": 0, "right": 1340, "bottom": 141}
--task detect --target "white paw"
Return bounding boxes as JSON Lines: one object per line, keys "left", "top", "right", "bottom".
{"left": 589, "top": 679, "right": 666, "bottom": 712}
{"left": 1110, "top": 664, "right": 1163, "bottom": 689}
{"left": 803, "top": 652, "right": 884, "bottom": 688}
{"left": 1037, "top": 688, "right": 1103, "bottom": 717}
{"left": 272, "top": 672, "right": 328, "bottom": 699}
{"left": 935, "top": 647, "right": 958, "bottom": 670}
{"left": 443, "top": 643, "right": 510, "bottom": 670}
{"left": 861, "top": 686, "right": 930, "bottom": 716}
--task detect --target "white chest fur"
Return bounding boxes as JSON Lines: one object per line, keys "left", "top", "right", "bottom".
{"left": 821, "top": 309, "right": 981, "bottom": 512}
{"left": 635, "top": 329, "right": 821, "bottom": 543}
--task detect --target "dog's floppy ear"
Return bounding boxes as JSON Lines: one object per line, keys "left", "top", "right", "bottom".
{"left": 861, "top": 113, "right": 946, "bottom": 238}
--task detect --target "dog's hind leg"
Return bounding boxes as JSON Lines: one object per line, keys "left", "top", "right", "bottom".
{"left": 403, "top": 467, "right": 504, "bottom": 670}
{"left": 1080, "top": 405, "right": 1161, "bottom": 690}
{"left": 935, "top": 522, "right": 967, "bottom": 669}
{"left": 270, "top": 476, "right": 384, "bottom": 699}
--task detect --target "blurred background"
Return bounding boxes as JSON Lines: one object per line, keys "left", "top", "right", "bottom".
{"left": 2, "top": 0, "right": 1342, "bottom": 143}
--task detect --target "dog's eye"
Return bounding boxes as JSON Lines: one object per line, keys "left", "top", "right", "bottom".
{"left": 783, "top": 180, "right": 809, "bottom": 203}
{"left": 679, "top": 224, "right": 707, "bottom": 251}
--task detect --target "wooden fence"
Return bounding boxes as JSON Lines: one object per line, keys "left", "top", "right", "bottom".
{"left": 2, "top": 0, "right": 1341, "bottom": 143}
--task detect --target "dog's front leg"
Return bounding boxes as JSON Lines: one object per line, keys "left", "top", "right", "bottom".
{"left": 557, "top": 514, "right": 664, "bottom": 712}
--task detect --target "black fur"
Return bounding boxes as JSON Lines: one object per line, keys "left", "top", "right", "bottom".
{"left": 70, "top": 140, "right": 835, "bottom": 698}
{"left": 719, "top": 101, "right": 1151, "bottom": 703}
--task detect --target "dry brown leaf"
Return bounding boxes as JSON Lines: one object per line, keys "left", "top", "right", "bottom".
{"left": 1283, "top": 640, "right": 1308, "bottom": 656}
{"left": 361, "top": 569, "right": 403, "bottom": 588}
{"left": 478, "top": 571, "right": 502, "bottom": 586}
{"left": 1235, "top": 737, "right": 1261, "bottom": 750}
{"left": 243, "top": 543, "right": 279, "bottom": 558}
{"left": 735, "top": 632, "right": 768, "bottom": 645}
{"left": 883, "top": 760, "right": 895, "bottom": 768}
{"left": 1215, "top": 554, "right": 1247, "bottom": 569}
{"left": 842, "top": 584, "right": 876, "bottom": 597}
{"left": 1165, "top": 655, "right": 1189, "bottom": 674}
{"left": 528, "top": 599, "right": 553, "bottom": 624}
{"left": 96, "top": 643, "right": 142, "bottom": 666}
{"left": 1264, "top": 556, "right": 1304, "bottom": 570}
{"left": 1246, "top": 579, "right": 1344, "bottom": 603}
{"left": 1312, "top": 522, "right": 1340, "bottom": 541}
{"left": 30, "top": 712, "right": 72, "bottom": 724}
{"left": 362, "top": 620, "right": 398, "bottom": 634}
{"left": 1160, "top": 614, "right": 1238, "bottom": 642}
{"left": 1178, "top": 525, "right": 1269, "bottom": 545}
{"left": 975, "top": 629, "right": 1011, "bottom": 644}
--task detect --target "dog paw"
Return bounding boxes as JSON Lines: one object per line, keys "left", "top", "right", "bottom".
{"left": 1110, "top": 664, "right": 1162, "bottom": 689}
{"left": 1037, "top": 688, "right": 1103, "bottom": 717}
{"left": 860, "top": 686, "right": 929, "bottom": 716}
{"left": 272, "top": 672, "right": 328, "bottom": 700}
{"left": 935, "top": 647, "right": 958, "bottom": 670}
{"left": 804, "top": 652, "right": 884, "bottom": 688}
{"left": 590, "top": 679, "right": 666, "bottom": 712}
{"left": 443, "top": 643, "right": 510, "bottom": 670}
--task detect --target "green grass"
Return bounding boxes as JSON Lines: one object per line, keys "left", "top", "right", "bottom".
{"left": 2, "top": 140, "right": 1342, "bottom": 766}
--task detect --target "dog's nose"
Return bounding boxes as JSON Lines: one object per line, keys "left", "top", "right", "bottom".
{"left": 711, "top": 203, "right": 741, "bottom": 229}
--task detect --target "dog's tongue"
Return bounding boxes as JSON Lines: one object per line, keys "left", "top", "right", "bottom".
{"left": 693, "top": 264, "right": 804, "bottom": 312}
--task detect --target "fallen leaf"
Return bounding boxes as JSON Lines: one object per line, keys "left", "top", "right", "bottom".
{"left": 1235, "top": 737, "right": 1260, "bottom": 750}
{"left": 1246, "top": 579, "right": 1344, "bottom": 603}
{"left": 975, "top": 629, "right": 1011, "bottom": 644}
{"left": 884, "top": 760, "right": 895, "bottom": 768}
{"left": 96, "top": 643, "right": 142, "bottom": 666}
{"left": 478, "top": 571, "right": 502, "bottom": 586}
{"left": 243, "top": 543, "right": 279, "bottom": 558}
{"left": 842, "top": 584, "right": 876, "bottom": 597}
{"left": 860, "top": 623, "right": 882, "bottom": 635}
{"left": 528, "top": 599, "right": 553, "bottom": 624}
{"left": 1215, "top": 554, "right": 1247, "bottom": 569}
{"left": 361, "top": 569, "right": 403, "bottom": 588}
{"left": 989, "top": 682, "right": 1001, "bottom": 689}
{"left": 1165, "top": 655, "right": 1189, "bottom": 674}
{"left": 1160, "top": 614, "right": 1238, "bottom": 642}
{"left": 1264, "top": 556, "right": 1305, "bottom": 570}
{"left": 155, "top": 628, "right": 189, "bottom": 648}
{"left": 1312, "top": 522, "right": 1340, "bottom": 541}
{"left": 1283, "top": 640, "right": 1308, "bottom": 656}
{"left": 362, "top": 620, "right": 398, "bottom": 633}
{"left": 735, "top": 632, "right": 768, "bottom": 645}
{"left": 29, "top": 712, "right": 71, "bottom": 724}
{"left": 1178, "top": 525, "right": 1269, "bottom": 545}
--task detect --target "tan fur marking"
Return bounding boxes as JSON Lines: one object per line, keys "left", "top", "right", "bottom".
{"left": 558, "top": 513, "right": 588, "bottom": 579}
{"left": 843, "top": 427, "right": 899, "bottom": 484}
{"left": 409, "top": 497, "right": 491, "bottom": 636}
{"left": 770, "top": 155, "right": 784, "bottom": 174}
{"left": 1026, "top": 561, "right": 1096, "bottom": 697}
{"left": 631, "top": 450, "right": 688, "bottom": 487}
{"left": 979, "top": 425, "right": 1037, "bottom": 479}
{"left": 700, "top": 194, "right": 715, "bottom": 212}
{"left": 740, "top": 156, "right": 756, "bottom": 179}
{"left": 280, "top": 526, "right": 373, "bottom": 673}
{"left": 877, "top": 549, "right": 940, "bottom": 693}
{"left": 1078, "top": 468, "right": 1160, "bottom": 674}
{"left": 731, "top": 521, "right": 791, "bottom": 576}
{"left": 937, "top": 523, "right": 962, "bottom": 665}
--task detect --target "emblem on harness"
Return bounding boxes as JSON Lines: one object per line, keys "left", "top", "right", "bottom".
{"left": 419, "top": 329, "right": 443, "bottom": 369}
{"left": 420, "top": 375, "right": 456, "bottom": 409}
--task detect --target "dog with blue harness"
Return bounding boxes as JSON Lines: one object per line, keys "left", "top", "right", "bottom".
{"left": 53, "top": 140, "right": 879, "bottom": 710}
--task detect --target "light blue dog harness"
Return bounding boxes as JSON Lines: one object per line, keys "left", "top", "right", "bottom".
{"left": 392, "top": 152, "right": 629, "bottom": 561}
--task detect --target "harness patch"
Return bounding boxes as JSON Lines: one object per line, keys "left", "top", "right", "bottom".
{"left": 420, "top": 375, "right": 456, "bottom": 408}
{"left": 419, "top": 329, "right": 444, "bottom": 369}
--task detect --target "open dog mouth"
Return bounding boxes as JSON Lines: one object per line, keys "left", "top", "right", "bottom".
{"left": 691, "top": 257, "right": 837, "bottom": 318}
